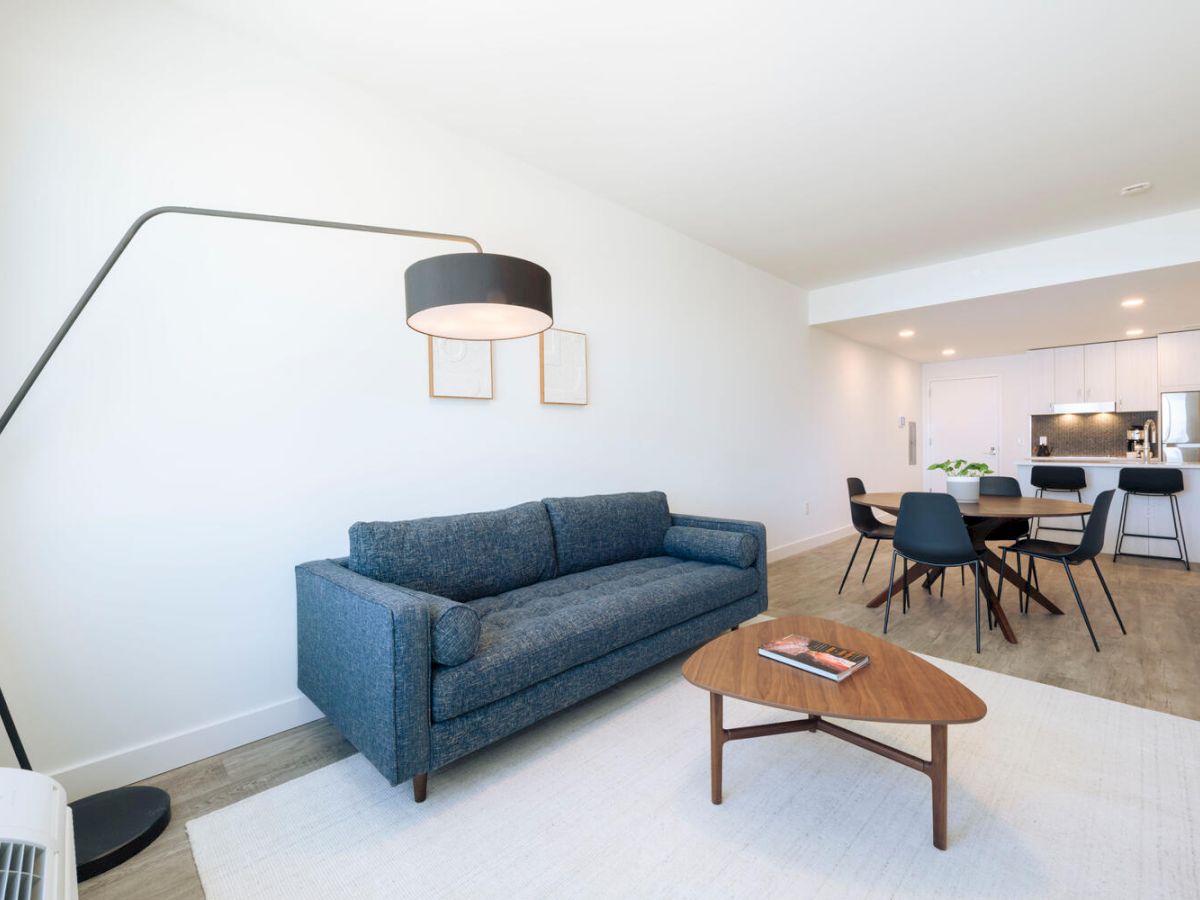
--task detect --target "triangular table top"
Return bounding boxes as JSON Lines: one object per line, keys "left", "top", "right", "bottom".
{"left": 683, "top": 615, "right": 986, "bottom": 726}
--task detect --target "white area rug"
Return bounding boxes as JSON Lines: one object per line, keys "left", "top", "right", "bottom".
{"left": 188, "top": 651, "right": 1199, "bottom": 899}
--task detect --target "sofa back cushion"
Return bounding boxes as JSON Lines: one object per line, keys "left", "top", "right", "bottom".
{"left": 542, "top": 491, "right": 671, "bottom": 575}
{"left": 348, "top": 501, "right": 557, "bottom": 602}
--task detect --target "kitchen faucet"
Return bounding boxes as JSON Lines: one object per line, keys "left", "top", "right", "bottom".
{"left": 1144, "top": 417, "right": 1157, "bottom": 463}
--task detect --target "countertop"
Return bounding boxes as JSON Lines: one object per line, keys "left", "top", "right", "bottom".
{"left": 1017, "top": 457, "right": 1200, "bottom": 469}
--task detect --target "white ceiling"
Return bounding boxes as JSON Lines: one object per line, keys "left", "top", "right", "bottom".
{"left": 175, "top": 1, "right": 1200, "bottom": 288}
{"left": 817, "top": 261, "right": 1200, "bottom": 362}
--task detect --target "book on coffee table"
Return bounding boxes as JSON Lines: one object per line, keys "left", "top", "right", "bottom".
{"left": 758, "top": 634, "right": 869, "bottom": 682}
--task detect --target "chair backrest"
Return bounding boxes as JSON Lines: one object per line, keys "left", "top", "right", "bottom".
{"left": 1068, "top": 489, "right": 1115, "bottom": 562}
{"left": 1030, "top": 465, "right": 1086, "bottom": 491}
{"left": 893, "top": 492, "right": 978, "bottom": 567}
{"left": 1118, "top": 466, "right": 1184, "bottom": 495}
{"left": 979, "top": 475, "right": 1022, "bottom": 497}
{"left": 847, "top": 477, "right": 883, "bottom": 532}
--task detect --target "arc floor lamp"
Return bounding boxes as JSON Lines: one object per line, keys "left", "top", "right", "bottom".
{"left": 0, "top": 205, "right": 552, "bottom": 881}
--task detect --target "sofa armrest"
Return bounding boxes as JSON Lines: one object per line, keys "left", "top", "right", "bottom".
{"left": 670, "top": 514, "right": 768, "bottom": 602}
{"left": 296, "top": 558, "right": 439, "bottom": 785}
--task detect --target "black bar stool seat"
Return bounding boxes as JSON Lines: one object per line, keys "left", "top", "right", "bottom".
{"left": 1113, "top": 467, "right": 1190, "bottom": 570}
{"left": 1029, "top": 465, "right": 1088, "bottom": 539}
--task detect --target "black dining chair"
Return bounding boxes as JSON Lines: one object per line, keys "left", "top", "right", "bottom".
{"left": 885, "top": 492, "right": 988, "bottom": 653}
{"left": 998, "top": 489, "right": 1124, "bottom": 652}
{"left": 977, "top": 475, "right": 1034, "bottom": 608}
{"left": 839, "top": 477, "right": 895, "bottom": 594}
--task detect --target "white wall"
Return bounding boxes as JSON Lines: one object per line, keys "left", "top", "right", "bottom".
{"left": 921, "top": 353, "right": 1030, "bottom": 488}
{"left": 0, "top": 0, "right": 921, "bottom": 795}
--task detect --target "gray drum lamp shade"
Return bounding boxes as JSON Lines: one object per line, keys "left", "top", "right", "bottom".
{"left": 405, "top": 252, "right": 553, "bottom": 340}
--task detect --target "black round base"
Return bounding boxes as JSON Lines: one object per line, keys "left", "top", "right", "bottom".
{"left": 70, "top": 785, "right": 171, "bottom": 882}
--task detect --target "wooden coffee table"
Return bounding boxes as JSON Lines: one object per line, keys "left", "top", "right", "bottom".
{"left": 682, "top": 615, "right": 986, "bottom": 849}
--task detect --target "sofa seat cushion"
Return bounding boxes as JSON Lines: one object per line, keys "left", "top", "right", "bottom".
{"left": 348, "top": 501, "right": 556, "bottom": 602}
{"left": 542, "top": 491, "right": 671, "bottom": 576}
{"left": 431, "top": 556, "right": 759, "bottom": 722}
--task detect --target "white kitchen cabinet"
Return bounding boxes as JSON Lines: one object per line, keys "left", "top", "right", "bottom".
{"left": 1158, "top": 329, "right": 1200, "bottom": 391}
{"left": 1026, "top": 348, "right": 1056, "bottom": 414}
{"left": 1115, "top": 338, "right": 1159, "bottom": 412}
{"left": 1083, "top": 342, "right": 1116, "bottom": 402}
{"left": 1053, "top": 345, "right": 1086, "bottom": 404}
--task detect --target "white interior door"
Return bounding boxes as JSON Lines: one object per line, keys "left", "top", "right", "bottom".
{"left": 927, "top": 376, "right": 1000, "bottom": 489}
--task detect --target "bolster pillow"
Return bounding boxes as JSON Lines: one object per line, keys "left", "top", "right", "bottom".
{"left": 426, "top": 594, "right": 481, "bottom": 666}
{"left": 663, "top": 526, "right": 757, "bottom": 568}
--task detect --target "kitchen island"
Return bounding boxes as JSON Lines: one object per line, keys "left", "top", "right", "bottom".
{"left": 1016, "top": 458, "right": 1198, "bottom": 559}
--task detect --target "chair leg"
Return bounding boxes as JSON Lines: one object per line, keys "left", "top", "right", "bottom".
{"left": 1062, "top": 561, "right": 1100, "bottom": 652}
{"left": 997, "top": 548, "right": 1008, "bottom": 608}
{"left": 902, "top": 559, "right": 910, "bottom": 613}
{"left": 1090, "top": 557, "right": 1126, "bottom": 635}
{"left": 960, "top": 565, "right": 965, "bottom": 585}
{"left": 1015, "top": 553, "right": 1026, "bottom": 614}
{"left": 1077, "top": 489, "right": 1087, "bottom": 533}
{"left": 838, "top": 533, "right": 864, "bottom": 595}
{"left": 1030, "top": 556, "right": 1039, "bottom": 596}
{"left": 1113, "top": 491, "right": 1131, "bottom": 563}
{"left": 861, "top": 539, "right": 880, "bottom": 583}
{"left": 1172, "top": 494, "right": 1191, "bottom": 571}
{"left": 1032, "top": 488, "right": 1043, "bottom": 539}
{"left": 883, "top": 551, "right": 898, "bottom": 634}
{"left": 939, "top": 567, "right": 945, "bottom": 597}
{"left": 972, "top": 561, "right": 982, "bottom": 653}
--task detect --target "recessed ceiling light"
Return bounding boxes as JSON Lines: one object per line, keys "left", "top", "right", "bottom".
{"left": 1126, "top": 328, "right": 1144, "bottom": 336}
{"left": 898, "top": 329, "right": 915, "bottom": 338}
{"left": 941, "top": 348, "right": 956, "bottom": 356}
{"left": 1121, "top": 297, "right": 1144, "bottom": 307}
{"left": 1119, "top": 182, "right": 1152, "bottom": 196}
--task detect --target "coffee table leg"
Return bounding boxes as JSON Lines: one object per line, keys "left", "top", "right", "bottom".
{"left": 710, "top": 692, "right": 724, "bottom": 804}
{"left": 930, "top": 723, "right": 948, "bottom": 850}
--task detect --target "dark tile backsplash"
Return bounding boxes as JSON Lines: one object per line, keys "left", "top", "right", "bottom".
{"left": 1031, "top": 411, "right": 1156, "bottom": 458}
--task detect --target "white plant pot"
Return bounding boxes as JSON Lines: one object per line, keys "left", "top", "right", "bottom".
{"left": 945, "top": 476, "right": 980, "bottom": 503}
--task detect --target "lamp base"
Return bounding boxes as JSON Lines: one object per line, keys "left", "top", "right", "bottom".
{"left": 71, "top": 785, "right": 171, "bottom": 882}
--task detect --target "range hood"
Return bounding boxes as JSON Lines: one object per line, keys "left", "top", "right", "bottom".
{"left": 1051, "top": 400, "right": 1117, "bottom": 414}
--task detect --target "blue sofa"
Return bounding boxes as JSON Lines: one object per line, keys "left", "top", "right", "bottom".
{"left": 295, "top": 491, "right": 767, "bottom": 799}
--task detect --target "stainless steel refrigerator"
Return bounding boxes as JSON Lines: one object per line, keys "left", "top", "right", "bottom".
{"left": 1161, "top": 391, "right": 1200, "bottom": 464}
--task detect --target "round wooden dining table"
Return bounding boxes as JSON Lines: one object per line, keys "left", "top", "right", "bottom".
{"left": 850, "top": 491, "right": 1093, "bottom": 644}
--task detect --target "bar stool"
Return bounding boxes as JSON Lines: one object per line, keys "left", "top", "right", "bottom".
{"left": 1113, "top": 467, "right": 1190, "bottom": 570}
{"left": 1029, "top": 465, "right": 1088, "bottom": 539}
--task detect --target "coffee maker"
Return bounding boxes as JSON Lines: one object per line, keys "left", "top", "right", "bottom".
{"left": 1127, "top": 426, "right": 1146, "bottom": 459}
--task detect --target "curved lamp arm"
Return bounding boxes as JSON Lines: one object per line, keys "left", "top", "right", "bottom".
{"left": 0, "top": 205, "right": 483, "bottom": 770}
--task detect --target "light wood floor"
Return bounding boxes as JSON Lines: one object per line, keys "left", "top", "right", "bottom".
{"left": 769, "top": 534, "right": 1200, "bottom": 721}
{"left": 81, "top": 537, "right": 1198, "bottom": 899}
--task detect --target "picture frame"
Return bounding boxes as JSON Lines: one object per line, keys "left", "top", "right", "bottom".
{"left": 540, "top": 328, "right": 588, "bottom": 406}
{"left": 428, "top": 336, "right": 494, "bottom": 400}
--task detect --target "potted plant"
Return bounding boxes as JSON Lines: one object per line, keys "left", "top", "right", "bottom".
{"left": 927, "top": 458, "right": 994, "bottom": 503}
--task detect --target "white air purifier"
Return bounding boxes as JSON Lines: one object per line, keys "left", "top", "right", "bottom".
{"left": 0, "top": 769, "right": 79, "bottom": 900}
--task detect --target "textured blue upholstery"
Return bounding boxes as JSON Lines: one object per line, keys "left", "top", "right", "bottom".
{"left": 295, "top": 495, "right": 768, "bottom": 789}
{"left": 663, "top": 525, "right": 757, "bottom": 568}
{"left": 431, "top": 593, "right": 763, "bottom": 768}
{"left": 296, "top": 559, "right": 433, "bottom": 785}
{"left": 348, "top": 501, "right": 556, "bottom": 602}
{"left": 542, "top": 491, "right": 671, "bottom": 575}
{"left": 432, "top": 556, "right": 758, "bottom": 721}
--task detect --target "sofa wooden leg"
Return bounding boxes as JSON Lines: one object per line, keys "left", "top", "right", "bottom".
{"left": 413, "top": 772, "right": 428, "bottom": 803}
{"left": 730, "top": 625, "right": 739, "bottom": 631}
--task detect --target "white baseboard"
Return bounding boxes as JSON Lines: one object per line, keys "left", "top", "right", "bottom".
{"left": 767, "top": 524, "right": 855, "bottom": 562}
{"left": 49, "top": 695, "right": 323, "bottom": 801}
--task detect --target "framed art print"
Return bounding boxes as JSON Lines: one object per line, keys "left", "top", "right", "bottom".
{"left": 428, "top": 337, "right": 493, "bottom": 399}
{"left": 540, "top": 328, "right": 588, "bottom": 405}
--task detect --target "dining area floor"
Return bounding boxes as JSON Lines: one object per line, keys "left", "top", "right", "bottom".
{"left": 768, "top": 536, "right": 1200, "bottom": 721}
